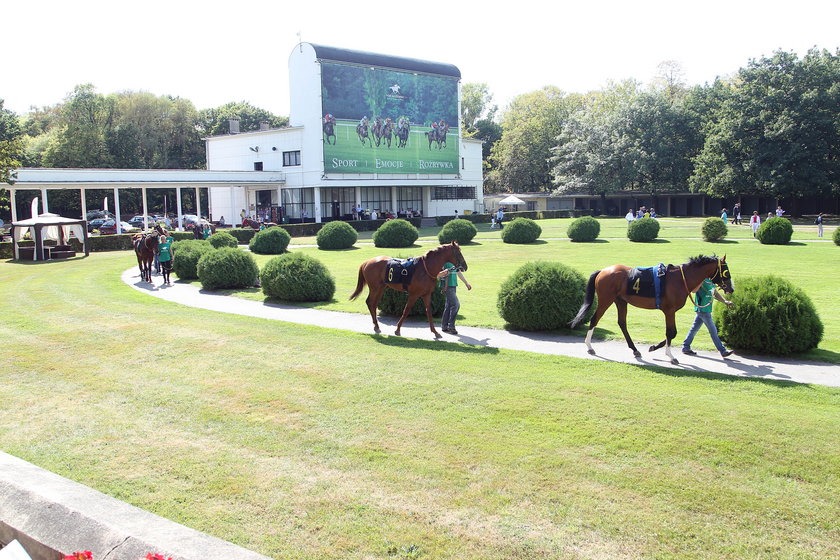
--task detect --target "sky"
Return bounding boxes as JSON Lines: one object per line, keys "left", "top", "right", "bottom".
{"left": 3, "top": 0, "right": 838, "bottom": 118}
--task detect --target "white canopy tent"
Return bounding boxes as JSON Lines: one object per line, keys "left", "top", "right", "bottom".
{"left": 498, "top": 194, "right": 526, "bottom": 206}
{"left": 10, "top": 213, "right": 90, "bottom": 261}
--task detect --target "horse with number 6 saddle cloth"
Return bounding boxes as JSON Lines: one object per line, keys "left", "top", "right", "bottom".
{"left": 384, "top": 257, "right": 420, "bottom": 292}
{"left": 626, "top": 263, "right": 668, "bottom": 309}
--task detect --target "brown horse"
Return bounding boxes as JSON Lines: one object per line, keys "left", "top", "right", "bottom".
{"left": 132, "top": 224, "right": 165, "bottom": 283}
{"left": 356, "top": 119, "right": 371, "bottom": 147}
{"left": 323, "top": 116, "right": 336, "bottom": 145}
{"left": 350, "top": 242, "right": 468, "bottom": 338}
{"left": 569, "top": 255, "right": 733, "bottom": 364}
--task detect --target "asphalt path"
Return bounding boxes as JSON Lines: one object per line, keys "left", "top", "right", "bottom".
{"left": 122, "top": 267, "right": 840, "bottom": 388}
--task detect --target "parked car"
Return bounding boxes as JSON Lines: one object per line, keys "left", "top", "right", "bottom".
{"left": 98, "top": 220, "right": 136, "bottom": 235}
{"left": 87, "top": 217, "right": 109, "bottom": 232}
{"left": 128, "top": 215, "right": 156, "bottom": 228}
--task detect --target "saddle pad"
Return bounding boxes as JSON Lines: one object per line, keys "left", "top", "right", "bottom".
{"left": 627, "top": 267, "right": 657, "bottom": 299}
{"left": 385, "top": 258, "right": 418, "bottom": 291}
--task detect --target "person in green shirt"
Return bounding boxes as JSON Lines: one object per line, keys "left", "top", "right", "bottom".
{"left": 157, "top": 234, "right": 174, "bottom": 286}
{"left": 436, "top": 261, "right": 472, "bottom": 335}
{"left": 681, "top": 278, "right": 734, "bottom": 358}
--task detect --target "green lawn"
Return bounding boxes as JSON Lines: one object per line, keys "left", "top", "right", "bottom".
{"left": 1, "top": 220, "right": 839, "bottom": 559}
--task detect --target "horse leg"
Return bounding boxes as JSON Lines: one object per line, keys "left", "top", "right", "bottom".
{"left": 365, "top": 286, "right": 383, "bottom": 334}
{"left": 649, "top": 339, "right": 667, "bottom": 352}
{"left": 421, "top": 292, "right": 441, "bottom": 339}
{"left": 583, "top": 297, "right": 613, "bottom": 355}
{"left": 663, "top": 311, "right": 679, "bottom": 365}
{"left": 615, "top": 299, "right": 641, "bottom": 358}
{"left": 395, "top": 293, "right": 420, "bottom": 337}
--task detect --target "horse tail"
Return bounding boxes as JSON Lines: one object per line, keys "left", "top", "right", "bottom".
{"left": 569, "top": 270, "right": 599, "bottom": 329}
{"left": 349, "top": 264, "right": 366, "bottom": 301}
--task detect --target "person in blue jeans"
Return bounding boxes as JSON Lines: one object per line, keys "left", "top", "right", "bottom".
{"left": 437, "top": 261, "right": 472, "bottom": 335}
{"left": 682, "top": 278, "right": 734, "bottom": 358}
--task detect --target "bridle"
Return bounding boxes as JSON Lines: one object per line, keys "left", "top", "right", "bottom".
{"left": 680, "top": 258, "right": 728, "bottom": 306}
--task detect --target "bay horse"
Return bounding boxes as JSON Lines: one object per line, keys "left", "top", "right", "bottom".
{"left": 356, "top": 119, "right": 371, "bottom": 147}
{"left": 396, "top": 121, "right": 410, "bottom": 148}
{"left": 350, "top": 242, "right": 468, "bottom": 338}
{"left": 323, "top": 117, "right": 336, "bottom": 145}
{"left": 132, "top": 224, "right": 165, "bottom": 283}
{"left": 569, "top": 255, "right": 733, "bottom": 364}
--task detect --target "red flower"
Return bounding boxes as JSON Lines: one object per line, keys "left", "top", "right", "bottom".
{"left": 145, "top": 554, "right": 173, "bottom": 560}
{"left": 62, "top": 553, "right": 93, "bottom": 560}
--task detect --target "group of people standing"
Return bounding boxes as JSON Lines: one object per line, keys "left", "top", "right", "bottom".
{"left": 625, "top": 206, "right": 657, "bottom": 223}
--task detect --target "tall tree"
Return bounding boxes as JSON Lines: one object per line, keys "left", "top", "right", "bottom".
{"left": 42, "top": 84, "right": 114, "bottom": 168}
{"left": 1, "top": 99, "right": 24, "bottom": 215}
{"left": 690, "top": 48, "right": 840, "bottom": 200}
{"left": 487, "top": 87, "right": 583, "bottom": 192}
{"left": 461, "top": 82, "right": 497, "bottom": 135}
{"left": 198, "top": 102, "right": 289, "bottom": 136}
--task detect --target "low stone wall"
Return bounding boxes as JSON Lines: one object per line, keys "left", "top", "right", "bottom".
{"left": 0, "top": 452, "right": 271, "bottom": 560}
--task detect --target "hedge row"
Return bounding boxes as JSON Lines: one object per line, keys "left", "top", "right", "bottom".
{"left": 434, "top": 209, "right": 591, "bottom": 226}
{"left": 0, "top": 231, "right": 195, "bottom": 257}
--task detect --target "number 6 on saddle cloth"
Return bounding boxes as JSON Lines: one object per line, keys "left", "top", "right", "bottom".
{"left": 385, "top": 258, "right": 419, "bottom": 292}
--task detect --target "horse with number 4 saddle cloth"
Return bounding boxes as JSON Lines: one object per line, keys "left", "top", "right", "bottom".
{"left": 626, "top": 263, "right": 668, "bottom": 309}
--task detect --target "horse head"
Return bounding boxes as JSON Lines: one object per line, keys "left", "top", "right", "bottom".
{"left": 710, "top": 254, "right": 734, "bottom": 294}
{"left": 446, "top": 241, "right": 468, "bottom": 272}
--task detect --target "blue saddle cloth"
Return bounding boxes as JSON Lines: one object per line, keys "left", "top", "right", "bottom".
{"left": 385, "top": 258, "right": 419, "bottom": 291}
{"left": 627, "top": 263, "right": 667, "bottom": 309}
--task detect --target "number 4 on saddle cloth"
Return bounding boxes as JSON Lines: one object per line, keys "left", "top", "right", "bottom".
{"left": 384, "top": 257, "right": 420, "bottom": 292}
{"left": 626, "top": 263, "right": 668, "bottom": 309}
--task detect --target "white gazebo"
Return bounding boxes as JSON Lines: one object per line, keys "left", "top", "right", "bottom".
{"left": 10, "top": 213, "right": 90, "bottom": 261}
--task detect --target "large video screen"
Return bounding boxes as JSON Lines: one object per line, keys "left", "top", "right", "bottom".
{"left": 321, "top": 61, "right": 459, "bottom": 174}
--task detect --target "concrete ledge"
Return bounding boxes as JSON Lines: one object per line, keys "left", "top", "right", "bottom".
{"left": 0, "top": 452, "right": 272, "bottom": 560}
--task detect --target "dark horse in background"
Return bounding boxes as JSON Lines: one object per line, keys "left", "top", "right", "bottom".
{"left": 396, "top": 120, "right": 410, "bottom": 148}
{"left": 133, "top": 224, "right": 166, "bottom": 283}
{"left": 350, "top": 242, "right": 468, "bottom": 339}
{"left": 569, "top": 255, "right": 733, "bottom": 364}
{"left": 356, "top": 119, "right": 371, "bottom": 147}
{"left": 242, "top": 217, "right": 277, "bottom": 230}
{"left": 425, "top": 121, "right": 449, "bottom": 150}
{"left": 322, "top": 116, "right": 336, "bottom": 145}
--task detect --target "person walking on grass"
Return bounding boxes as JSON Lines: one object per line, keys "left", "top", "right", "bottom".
{"left": 816, "top": 213, "right": 824, "bottom": 238}
{"left": 437, "top": 261, "right": 472, "bottom": 335}
{"left": 749, "top": 211, "right": 761, "bottom": 237}
{"left": 682, "top": 278, "right": 734, "bottom": 359}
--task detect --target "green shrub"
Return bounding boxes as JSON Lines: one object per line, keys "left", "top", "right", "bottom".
{"left": 260, "top": 253, "right": 335, "bottom": 302}
{"left": 627, "top": 217, "right": 660, "bottom": 242}
{"left": 316, "top": 221, "right": 358, "bottom": 250}
{"left": 834, "top": 225, "right": 840, "bottom": 246}
{"left": 566, "top": 216, "right": 601, "bottom": 242}
{"left": 715, "top": 276, "right": 823, "bottom": 355}
{"left": 226, "top": 227, "right": 255, "bottom": 244}
{"left": 438, "top": 218, "right": 477, "bottom": 244}
{"left": 702, "top": 217, "right": 728, "bottom": 242}
{"left": 378, "top": 287, "right": 446, "bottom": 317}
{"left": 497, "top": 261, "right": 587, "bottom": 330}
{"left": 249, "top": 226, "right": 291, "bottom": 254}
{"left": 171, "top": 241, "right": 213, "bottom": 280}
{"left": 501, "top": 217, "right": 542, "bottom": 244}
{"left": 207, "top": 231, "right": 238, "bottom": 249}
{"left": 197, "top": 247, "right": 259, "bottom": 290}
{"left": 373, "top": 219, "right": 419, "bottom": 248}
{"left": 756, "top": 217, "right": 793, "bottom": 245}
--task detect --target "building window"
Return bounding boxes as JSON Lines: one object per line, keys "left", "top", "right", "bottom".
{"left": 253, "top": 162, "right": 263, "bottom": 171}
{"left": 281, "top": 188, "right": 314, "bottom": 222}
{"left": 320, "top": 187, "right": 355, "bottom": 220}
{"left": 361, "top": 186, "right": 391, "bottom": 214}
{"left": 397, "top": 187, "right": 423, "bottom": 216}
{"left": 283, "top": 151, "right": 301, "bottom": 166}
{"left": 432, "top": 186, "right": 475, "bottom": 200}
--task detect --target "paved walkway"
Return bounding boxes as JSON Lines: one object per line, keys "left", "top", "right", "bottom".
{"left": 122, "top": 268, "right": 840, "bottom": 388}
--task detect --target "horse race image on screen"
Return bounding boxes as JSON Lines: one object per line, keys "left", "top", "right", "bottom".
{"left": 321, "top": 61, "right": 459, "bottom": 174}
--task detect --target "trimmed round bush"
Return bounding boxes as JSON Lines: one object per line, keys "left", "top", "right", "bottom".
{"left": 702, "top": 217, "right": 728, "bottom": 242}
{"left": 833, "top": 225, "right": 840, "bottom": 246}
{"left": 756, "top": 217, "right": 793, "bottom": 245}
{"left": 497, "top": 261, "right": 587, "bottom": 330}
{"left": 378, "top": 287, "right": 446, "bottom": 317}
{"left": 566, "top": 216, "right": 601, "bottom": 242}
{"left": 715, "top": 276, "right": 823, "bottom": 355}
{"left": 627, "top": 217, "right": 660, "bottom": 242}
{"left": 226, "top": 227, "right": 255, "bottom": 244}
{"left": 501, "top": 217, "right": 542, "bottom": 244}
{"left": 207, "top": 231, "right": 238, "bottom": 249}
{"left": 197, "top": 247, "right": 259, "bottom": 290}
{"left": 260, "top": 253, "right": 335, "bottom": 302}
{"left": 316, "top": 220, "right": 358, "bottom": 250}
{"left": 249, "top": 226, "right": 291, "bottom": 254}
{"left": 438, "top": 218, "right": 477, "bottom": 244}
{"left": 171, "top": 240, "right": 213, "bottom": 280}
{"left": 373, "top": 219, "right": 419, "bottom": 248}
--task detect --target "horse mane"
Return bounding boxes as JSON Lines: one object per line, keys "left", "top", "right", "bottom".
{"left": 687, "top": 255, "right": 718, "bottom": 266}
{"left": 425, "top": 242, "right": 458, "bottom": 259}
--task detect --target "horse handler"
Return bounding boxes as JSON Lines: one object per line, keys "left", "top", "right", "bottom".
{"left": 158, "top": 232, "right": 174, "bottom": 286}
{"left": 437, "top": 262, "right": 472, "bottom": 335}
{"left": 682, "top": 278, "right": 734, "bottom": 358}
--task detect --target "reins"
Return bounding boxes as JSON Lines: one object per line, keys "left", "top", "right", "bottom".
{"left": 679, "top": 265, "right": 697, "bottom": 307}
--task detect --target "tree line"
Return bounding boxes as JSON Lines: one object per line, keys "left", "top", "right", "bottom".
{"left": 469, "top": 48, "right": 839, "bottom": 205}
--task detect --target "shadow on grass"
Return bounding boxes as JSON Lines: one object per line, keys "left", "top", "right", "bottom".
{"left": 368, "top": 332, "right": 500, "bottom": 355}
{"left": 5, "top": 255, "right": 89, "bottom": 265}
{"left": 569, "top": 239, "right": 611, "bottom": 244}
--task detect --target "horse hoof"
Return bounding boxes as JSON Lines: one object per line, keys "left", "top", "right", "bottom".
{"left": 648, "top": 345, "right": 657, "bottom": 353}
{"left": 633, "top": 351, "right": 642, "bottom": 358}
{"left": 394, "top": 330, "right": 401, "bottom": 337}
{"left": 374, "top": 328, "right": 381, "bottom": 334}
{"left": 435, "top": 332, "right": 442, "bottom": 339}
{"left": 587, "top": 348, "right": 595, "bottom": 355}
{"left": 671, "top": 358, "right": 680, "bottom": 365}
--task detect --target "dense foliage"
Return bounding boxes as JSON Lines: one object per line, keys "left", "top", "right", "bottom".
{"left": 715, "top": 276, "right": 823, "bottom": 355}
{"left": 207, "top": 231, "right": 238, "bottom": 249}
{"left": 566, "top": 216, "right": 601, "bottom": 242}
{"left": 260, "top": 253, "right": 335, "bottom": 302}
{"left": 249, "top": 226, "right": 291, "bottom": 254}
{"left": 378, "top": 287, "right": 446, "bottom": 317}
{"left": 316, "top": 220, "right": 358, "bottom": 250}
{"left": 171, "top": 240, "right": 213, "bottom": 280}
{"left": 373, "top": 219, "right": 419, "bottom": 248}
{"left": 627, "top": 217, "right": 660, "bottom": 242}
{"left": 701, "top": 217, "right": 728, "bottom": 242}
{"left": 501, "top": 217, "right": 542, "bottom": 244}
{"left": 1, "top": 99, "right": 23, "bottom": 197}
{"left": 497, "top": 261, "right": 587, "bottom": 330}
{"left": 834, "top": 225, "right": 840, "bottom": 246}
{"left": 197, "top": 247, "right": 259, "bottom": 290}
{"left": 756, "top": 217, "right": 794, "bottom": 245}
{"left": 438, "top": 218, "right": 477, "bottom": 244}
